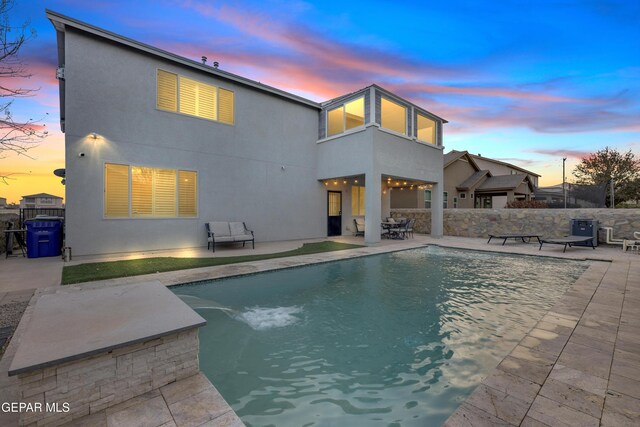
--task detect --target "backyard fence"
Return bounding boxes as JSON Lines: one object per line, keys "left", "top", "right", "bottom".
{"left": 19, "top": 208, "right": 66, "bottom": 227}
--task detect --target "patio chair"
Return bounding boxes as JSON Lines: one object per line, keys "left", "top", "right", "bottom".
{"left": 406, "top": 218, "right": 416, "bottom": 239}
{"left": 381, "top": 224, "right": 390, "bottom": 239}
{"left": 353, "top": 218, "right": 365, "bottom": 237}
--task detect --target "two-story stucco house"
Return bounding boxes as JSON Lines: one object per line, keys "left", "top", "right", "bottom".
{"left": 47, "top": 10, "right": 446, "bottom": 256}
{"left": 19, "top": 193, "right": 64, "bottom": 209}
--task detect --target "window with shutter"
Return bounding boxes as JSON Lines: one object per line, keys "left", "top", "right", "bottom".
{"left": 154, "top": 168, "right": 177, "bottom": 217}
{"left": 178, "top": 170, "right": 197, "bottom": 217}
{"left": 131, "top": 166, "right": 153, "bottom": 216}
{"left": 218, "top": 88, "right": 234, "bottom": 125}
{"left": 157, "top": 70, "right": 177, "bottom": 112}
{"left": 105, "top": 163, "right": 130, "bottom": 218}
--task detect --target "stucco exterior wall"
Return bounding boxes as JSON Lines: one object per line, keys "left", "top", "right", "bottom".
{"left": 391, "top": 208, "right": 640, "bottom": 240}
{"left": 64, "top": 29, "right": 326, "bottom": 255}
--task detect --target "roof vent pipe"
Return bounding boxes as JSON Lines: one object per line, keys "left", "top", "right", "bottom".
{"left": 201, "top": 56, "right": 207, "bottom": 64}
{"left": 213, "top": 61, "right": 219, "bottom": 69}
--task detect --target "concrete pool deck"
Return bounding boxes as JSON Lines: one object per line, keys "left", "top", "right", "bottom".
{"left": 1, "top": 235, "right": 639, "bottom": 426}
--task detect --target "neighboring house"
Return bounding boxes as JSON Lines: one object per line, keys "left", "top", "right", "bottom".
{"left": 391, "top": 150, "right": 538, "bottom": 209}
{"left": 19, "top": 193, "right": 64, "bottom": 209}
{"left": 0, "top": 197, "right": 6, "bottom": 208}
{"left": 47, "top": 11, "right": 446, "bottom": 256}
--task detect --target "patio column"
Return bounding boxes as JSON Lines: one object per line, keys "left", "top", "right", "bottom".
{"left": 364, "top": 172, "right": 381, "bottom": 244}
{"left": 431, "top": 182, "right": 443, "bottom": 237}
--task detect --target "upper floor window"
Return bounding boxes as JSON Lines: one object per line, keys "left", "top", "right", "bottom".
{"left": 416, "top": 113, "right": 436, "bottom": 144}
{"left": 157, "top": 69, "right": 234, "bottom": 125}
{"left": 381, "top": 97, "right": 407, "bottom": 135}
{"left": 327, "top": 97, "right": 364, "bottom": 137}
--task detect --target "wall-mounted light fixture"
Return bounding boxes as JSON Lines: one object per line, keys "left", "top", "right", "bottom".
{"left": 90, "top": 132, "right": 98, "bottom": 139}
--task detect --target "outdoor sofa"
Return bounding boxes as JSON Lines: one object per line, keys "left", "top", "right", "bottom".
{"left": 206, "top": 221, "right": 255, "bottom": 252}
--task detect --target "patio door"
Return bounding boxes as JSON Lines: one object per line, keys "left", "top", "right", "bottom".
{"left": 327, "top": 191, "right": 342, "bottom": 236}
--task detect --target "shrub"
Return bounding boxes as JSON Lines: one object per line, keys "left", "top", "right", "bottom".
{"left": 505, "top": 200, "right": 548, "bottom": 209}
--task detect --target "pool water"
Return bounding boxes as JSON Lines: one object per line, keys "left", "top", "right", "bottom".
{"left": 174, "top": 247, "right": 586, "bottom": 426}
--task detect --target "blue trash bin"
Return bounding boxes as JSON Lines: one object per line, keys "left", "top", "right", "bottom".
{"left": 25, "top": 219, "right": 63, "bottom": 258}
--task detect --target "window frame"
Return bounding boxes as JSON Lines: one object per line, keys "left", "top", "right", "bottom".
{"left": 326, "top": 96, "right": 365, "bottom": 138}
{"left": 415, "top": 112, "right": 437, "bottom": 145}
{"left": 351, "top": 185, "right": 366, "bottom": 216}
{"left": 380, "top": 96, "right": 407, "bottom": 136}
{"left": 443, "top": 191, "right": 448, "bottom": 209}
{"left": 424, "top": 189, "right": 432, "bottom": 209}
{"left": 155, "top": 68, "right": 235, "bottom": 126}
{"left": 460, "top": 192, "right": 466, "bottom": 199}
{"left": 103, "top": 161, "right": 199, "bottom": 219}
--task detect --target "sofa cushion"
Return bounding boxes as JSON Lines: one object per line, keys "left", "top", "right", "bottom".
{"left": 229, "top": 222, "right": 247, "bottom": 236}
{"left": 233, "top": 234, "right": 254, "bottom": 242}
{"left": 214, "top": 236, "right": 234, "bottom": 243}
{"left": 210, "top": 222, "right": 231, "bottom": 237}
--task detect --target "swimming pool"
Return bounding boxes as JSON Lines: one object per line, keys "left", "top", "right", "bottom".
{"left": 175, "top": 246, "right": 586, "bottom": 426}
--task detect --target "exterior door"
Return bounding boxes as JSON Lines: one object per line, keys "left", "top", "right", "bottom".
{"left": 327, "top": 191, "right": 342, "bottom": 236}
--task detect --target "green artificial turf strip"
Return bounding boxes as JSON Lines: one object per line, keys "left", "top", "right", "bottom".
{"left": 62, "top": 241, "right": 364, "bottom": 285}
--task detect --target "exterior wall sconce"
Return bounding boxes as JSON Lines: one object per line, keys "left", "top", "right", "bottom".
{"left": 90, "top": 132, "right": 98, "bottom": 139}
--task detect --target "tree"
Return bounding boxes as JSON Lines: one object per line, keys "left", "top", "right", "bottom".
{"left": 573, "top": 147, "right": 640, "bottom": 206}
{"left": 1, "top": 0, "right": 48, "bottom": 183}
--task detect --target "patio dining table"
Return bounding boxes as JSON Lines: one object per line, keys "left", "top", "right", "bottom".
{"left": 381, "top": 221, "right": 407, "bottom": 239}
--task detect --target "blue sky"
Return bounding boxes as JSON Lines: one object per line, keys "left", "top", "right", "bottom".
{"left": 1, "top": 0, "right": 639, "bottom": 202}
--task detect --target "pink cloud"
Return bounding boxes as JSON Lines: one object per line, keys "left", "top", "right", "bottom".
{"left": 528, "top": 149, "right": 592, "bottom": 159}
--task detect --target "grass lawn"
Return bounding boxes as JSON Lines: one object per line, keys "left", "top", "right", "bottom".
{"left": 62, "top": 241, "right": 364, "bottom": 285}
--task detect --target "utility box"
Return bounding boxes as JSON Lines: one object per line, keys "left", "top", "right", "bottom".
{"left": 25, "top": 218, "right": 63, "bottom": 258}
{"left": 570, "top": 219, "right": 599, "bottom": 247}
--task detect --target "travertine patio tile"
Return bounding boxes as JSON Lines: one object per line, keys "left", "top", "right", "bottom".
{"left": 481, "top": 370, "right": 540, "bottom": 403}
{"left": 197, "top": 410, "right": 244, "bottom": 427}
{"left": 548, "top": 364, "right": 607, "bottom": 396}
{"left": 580, "top": 311, "right": 621, "bottom": 327}
{"left": 520, "top": 330, "right": 569, "bottom": 356}
{"left": 608, "top": 373, "right": 640, "bottom": 400}
{"left": 616, "top": 338, "right": 640, "bottom": 355}
{"left": 545, "top": 311, "right": 579, "bottom": 322}
{"left": 572, "top": 324, "right": 617, "bottom": 343}
{"left": 601, "top": 391, "right": 640, "bottom": 426}
{"left": 465, "top": 384, "right": 530, "bottom": 425}
{"left": 520, "top": 416, "right": 550, "bottom": 427}
{"left": 160, "top": 373, "right": 212, "bottom": 405}
{"left": 105, "top": 389, "right": 160, "bottom": 415}
{"left": 527, "top": 395, "right": 599, "bottom": 427}
{"left": 539, "top": 314, "right": 577, "bottom": 329}
{"left": 568, "top": 333, "right": 615, "bottom": 353}
{"left": 557, "top": 342, "right": 613, "bottom": 379}
{"left": 618, "top": 330, "right": 640, "bottom": 344}
{"left": 611, "top": 356, "right": 640, "bottom": 382}
{"left": 510, "top": 345, "right": 558, "bottom": 364}
{"left": 534, "top": 320, "right": 573, "bottom": 336}
{"left": 497, "top": 356, "right": 554, "bottom": 385}
{"left": 65, "top": 411, "right": 107, "bottom": 427}
{"left": 614, "top": 348, "right": 640, "bottom": 365}
{"left": 106, "top": 395, "right": 172, "bottom": 427}
{"left": 168, "top": 388, "right": 231, "bottom": 427}
{"left": 539, "top": 377, "right": 604, "bottom": 418}
{"left": 443, "top": 402, "right": 513, "bottom": 427}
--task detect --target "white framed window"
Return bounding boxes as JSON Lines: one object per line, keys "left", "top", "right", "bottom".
{"left": 381, "top": 97, "right": 407, "bottom": 135}
{"left": 157, "top": 69, "right": 234, "bottom": 125}
{"left": 453, "top": 197, "right": 458, "bottom": 208}
{"left": 443, "top": 191, "right": 448, "bottom": 208}
{"left": 471, "top": 193, "right": 474, "bottom": 199}
{"left": 352, "top": 186, "right": 366, "bottom": 216}
{"left": 424, "top": 189, "right": 432, "bottom": 208}
{"left": 416, "top": 113, "right": 436, "bottom": 144}
{"left": 105, "top": 163, "right": 198, "bottom": 218}
{"left": 460, "top": 193, "right": 466, "bottom": 199}
{"left": 327, "top": 97, "right": 365, "bottom": 137}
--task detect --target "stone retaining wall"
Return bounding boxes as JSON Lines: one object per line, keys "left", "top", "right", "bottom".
{"left": 17, "top": 329, "right": 199, "bottom": 426}
{"left": 391, "top": 208, "right": 640, "bottom": 240}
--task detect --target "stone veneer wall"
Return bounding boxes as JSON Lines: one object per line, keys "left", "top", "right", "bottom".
{"left": 391, "top": 208, "right": 640, "bottom": 240}
{"left": 17, "top": 328, "right": 199, "bottom": 426}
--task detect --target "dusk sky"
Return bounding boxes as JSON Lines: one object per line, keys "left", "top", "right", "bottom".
{"left": 1, "top": 0, "right": 638, "bottom": 203}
